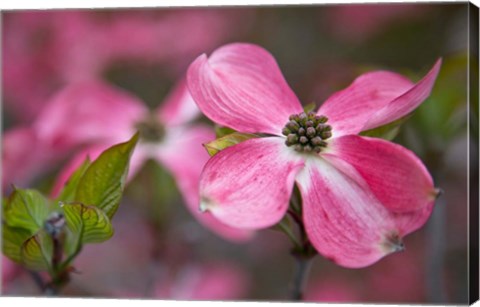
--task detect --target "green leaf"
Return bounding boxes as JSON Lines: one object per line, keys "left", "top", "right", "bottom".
{"left": 4, "top": 188, "right": 50, "bottom": 234}
{"left": 204, "top": 133, "right": 258, "bottom": 157}
{"left": 214, "top": 125, "right": 237, "bottom": 138}
{"left": 60, "top": 202, "right": 113, "bottom": 269}
{"left": 303, "top": 102, "right": 317, "bottom": 113}
{"left": 360, "top": 115, "right": 411, "bottom": 141}
{"left": 2, "top": 224, "right": 32, "bottom": 263}
{"left": 75, "top": 133, "right": 139, "bottom": 219}
{"left": 56, "top": 157, "right": 92, "bottom": 203}
{"left": 62, "top": 202, "right": 113, "bottom": 249}
{"left": 20, "top": 230, "right": 53, "bottom": 272}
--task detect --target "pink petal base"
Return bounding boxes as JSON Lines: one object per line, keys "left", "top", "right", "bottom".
{"left": 199, "top": 137, "right": 305, "bottom": 229}
{"left": 296, "top": 156, "right": 434, "bottom": 268}
{"left": 326, "top": 135, "right": 436, "bottom": 212}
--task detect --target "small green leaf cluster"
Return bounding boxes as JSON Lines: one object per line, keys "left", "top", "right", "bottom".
{"left": 2, "top": 133, "right": 139, "bottom": 280}
{"left": 203, "top": 125, "right": 258, "bottom": 157}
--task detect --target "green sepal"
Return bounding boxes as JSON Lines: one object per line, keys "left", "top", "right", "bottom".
{"left": 20, "top": 229, "right": 53, "bottom": 272}
{"left": 56, "top": 157, "right": 92, "bottom": 203}
{"left": 214, "top": 125, "right": 237, "bottom": 138}
{"left": 360, "top": 115, "right": 411, "bottom": 141}
{"left": 75, "top": 133, "right": 139, "bottom": 219}
{"left": 270, "top": 215, "right": 301, "bottom": 249}
{"left": 204, "top": 133, "right": 258, "bottom": 157}
{"left": 3, "top": 188, "right": 50, "bottom": 234}
{"left": 303, "top": 102, "right": 317, "bottom": 113}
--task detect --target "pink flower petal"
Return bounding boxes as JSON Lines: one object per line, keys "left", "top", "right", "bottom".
{"left": 296, "top": 158, "right": 404, "bottom": 268}
{"left": 2, "top": 127, "right": 61, "bottom": 190}
{"left": 187, "top": 43, "right": 303, "bottom": 135}
{"left": 198, "top": 137, "right": 305, "bottom": 229}
{"left": 364, "top": 59, "right": 442, "bottom": 130}
{"left": 34, "top": 81, "right": 147, "bottom": 149}
{"left": 154, "top": 124, "right": 253, "bottom": 242}
{"left": 325, "top": 135, "right": 436, "bottom": 212}
{"left": 2, "top": 255, "right": 19, "bottom": 285}
{"left": 156, "top": 79, "right": 200, "bottom": 126}
{"left": 318, "top": 73, "right": 412, "bottom": 136}
{"left": 318, "top": 60, "right": 441, "bottom": 137}
{"left": 392, "top": 202, "right": 435, "bottom": 237}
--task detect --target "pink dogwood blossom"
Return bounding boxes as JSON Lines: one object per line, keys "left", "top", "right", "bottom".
{"left": 187, "top": 43, "right": 441, "bottom": 268}
{"left": 10, "top": 79, "right": 251, "bottom": 242}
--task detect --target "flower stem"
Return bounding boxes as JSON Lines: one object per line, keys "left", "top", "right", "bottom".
{"left": 44, "top": 284, "right": 59, "bottom": 296}
{"left": 29, "top": 271, "right": 46, "bottom": 292}
{"left": 276, "top": 218, "right": 302, "bottom": 249}
{"left": 28, "top": 270, "right": 60, "bottom": 296}
{"left": 285, "top": 185, "right": 316, "bottom": 301}
{"left": 289, "top": 254, "right": 314, "bottom": 301}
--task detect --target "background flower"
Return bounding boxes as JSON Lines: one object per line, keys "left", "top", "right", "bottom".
{"left": 2, "top": 9, "right": 253, "bottom": 122}
{"left": 32, "top": 79, "right": 250, "bottom": 242}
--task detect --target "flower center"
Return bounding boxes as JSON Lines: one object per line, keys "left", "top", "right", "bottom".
{"left": 282, "top": 111, "right": 332, "bottom": 153}
{"left": 134, "top": 115, "right": 165, "bottom": 143}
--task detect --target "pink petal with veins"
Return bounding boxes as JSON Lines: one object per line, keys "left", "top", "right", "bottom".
{"left": 155, "top": 124, "right": 253, "bottom": 242}
{"left": 198, "top": 137, "right": 304, "bottom": 229}
{"left": 318, "top": 59, "right": 441, "bottom": 137}
{"left": 187, "top": 43, "right": 303, "bottom": 135}
{"left": 296, "top": 157, "right": 403, "bottom": 268}
{"left": 363, "top": 59, "right": 442, "bottom": 130}
{"left": 325, "top": 135, "right": 436, "bottom": 212}
{"left": 392, "top": 202, "right": 435, "bottom": 237}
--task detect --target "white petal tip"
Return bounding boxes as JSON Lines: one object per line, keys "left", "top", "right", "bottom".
{"left": 199, "top": 197, "right": 215, "bottom": 213}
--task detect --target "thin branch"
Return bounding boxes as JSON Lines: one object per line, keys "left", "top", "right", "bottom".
{"left": 289, "top": 255, "right": 314, "bottom": 301}
{"left": 28, "top": 271, "right": 46, "bottom": 292}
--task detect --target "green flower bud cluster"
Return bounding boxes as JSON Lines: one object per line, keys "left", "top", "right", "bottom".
{"left": 282, "top": 111, "right": 332, "bottom": 153}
